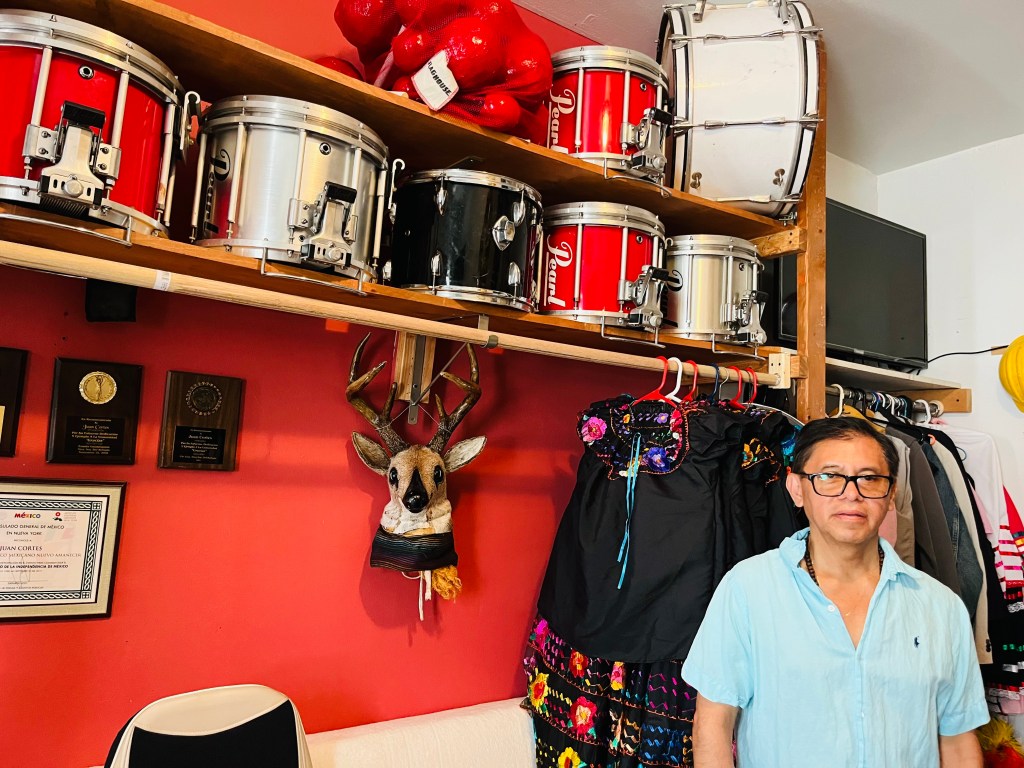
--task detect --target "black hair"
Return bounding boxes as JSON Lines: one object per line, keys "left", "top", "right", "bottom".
{"left": 791, "top": 417, "right": 900, "bottom": 477}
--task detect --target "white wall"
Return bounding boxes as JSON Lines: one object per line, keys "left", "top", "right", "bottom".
{"left": 878, "top": 133, "right": 1024, "bottom": 503}
{"left": 826, "top": 152, "right": 878, "bottom": 213}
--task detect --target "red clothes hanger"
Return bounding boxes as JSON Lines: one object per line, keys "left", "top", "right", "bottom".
{"left": 636, "top": 356, "right": 672, "bottom": 402}
{"left": 682, "top": 360, "right": 700, "bottom": 402}
{"left": 744, "top": 367, "right": 759, "bottom": 405}
{"left": 726, "top": 366, "right": 745, "bottom": 408}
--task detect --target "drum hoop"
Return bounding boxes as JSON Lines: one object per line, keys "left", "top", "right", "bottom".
{"left": 666, "top": 235, "right": 759, "bottom": 259}
{"left": 397, "top": 284, "right": 535, "bottom": 312}
{"left": 0, "top": 11, "right": 181, "bottom": 101}
{"left": 551, "top": 46, "right": 668, "bottom": 85}
{"left": 543, "top": 202, "right": 664, "bottom": 236}
{"left": 202, "top": 96, "right": 389, "bottom": 162}
{"left": 402, "top": 169, "right": 541, "bottom": 205}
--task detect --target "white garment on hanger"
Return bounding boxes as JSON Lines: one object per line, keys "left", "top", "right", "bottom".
{"left": 931, "top": 423, "right": 1023, "bottom": 592}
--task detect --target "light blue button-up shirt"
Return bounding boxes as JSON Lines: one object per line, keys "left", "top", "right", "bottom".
{"left": 682, "top": 528, "right": 989, "bottom": 768}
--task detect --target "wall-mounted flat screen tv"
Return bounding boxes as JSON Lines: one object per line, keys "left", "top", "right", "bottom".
{"left": 770, "top": 199, "right": 928, "bottom": 368}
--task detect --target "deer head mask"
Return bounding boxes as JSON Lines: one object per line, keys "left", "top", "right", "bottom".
{"left": 347, "top": 334, "right": 485, "bottom": 601}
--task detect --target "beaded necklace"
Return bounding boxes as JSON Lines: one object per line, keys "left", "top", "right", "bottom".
{"left": 803, "top": 538, "right": 884, "bottom": 587}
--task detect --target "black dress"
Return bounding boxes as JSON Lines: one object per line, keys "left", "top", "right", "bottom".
{"left": 524, "top": 394, "right": 799, "bottom": 768}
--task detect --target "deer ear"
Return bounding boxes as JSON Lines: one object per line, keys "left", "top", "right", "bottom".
{"left": 443, "top": 436, "right": 486, "bottom": 473}
{"left": 351, "top": 432, "right": 390, "bottom": 475}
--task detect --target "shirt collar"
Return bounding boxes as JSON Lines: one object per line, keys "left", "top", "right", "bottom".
{"left": 780, "top": 527, "right": 917, "bottom": 582}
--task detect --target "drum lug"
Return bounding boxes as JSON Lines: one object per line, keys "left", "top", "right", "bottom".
{"left": 492, "top": 216, "right": 516, "bottom": 250}
{"left": 507, "top": 262, "right": 521, "bottom": 295}
{"left": 288, "top": 198, "right": 314, "bottom": 229}
{"left": 513, "top": 193, "right": 526, "bottom": 226}
{"left": 22, "top": 125, "right": 56, "bottom": 162}
{"left": 430, "top": 251, "right": 443, "bottom": 291}
{"left": 381, "top": 259, "right": 393, "bottom": 283}
{"left": 621, "top": 265, "right": 677, "bottom": 332}
{"left": 435, "top": 184, "right": 447, "bottom": 216}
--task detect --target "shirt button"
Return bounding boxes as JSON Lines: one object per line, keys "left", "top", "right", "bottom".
{"left": 828, "top": 605, "right": 837, "bottom": 612}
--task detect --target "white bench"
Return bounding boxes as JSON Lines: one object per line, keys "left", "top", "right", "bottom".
{"left": 307, "top": 698, "right": 536, "bottom": 768}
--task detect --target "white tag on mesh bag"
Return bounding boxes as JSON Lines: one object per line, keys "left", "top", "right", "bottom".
{"left": 412, "top": 51, "right": 460, "bottom": 111}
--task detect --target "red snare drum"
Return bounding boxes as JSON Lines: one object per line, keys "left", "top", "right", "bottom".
{"left": 540, "top": 202, "right": 665, "bottom": 328}
{"left": 548, "top": 47, "right": 670, "bottom": 180}
{"left": 0, "top": 10, "right": 188, "bottom": 234}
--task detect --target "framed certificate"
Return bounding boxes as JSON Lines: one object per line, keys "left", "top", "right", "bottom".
{"left": 0, "top": 478, "right": 125, "bottom": 620}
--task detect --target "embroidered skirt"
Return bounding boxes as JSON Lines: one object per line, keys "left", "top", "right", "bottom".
{"left": 523, "top": 615, "right": 697, "bottom": 768}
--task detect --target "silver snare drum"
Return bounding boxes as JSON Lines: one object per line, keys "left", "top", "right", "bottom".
{"left": 663, "top": 234, "right": 767, "bottom": 344}
{"left": 191, "top": 95, "right": 389, "bottom": 281}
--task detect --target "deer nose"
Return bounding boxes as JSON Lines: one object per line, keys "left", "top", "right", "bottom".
{"left": 403, "top": 470, "right": 429, "bottom": 513}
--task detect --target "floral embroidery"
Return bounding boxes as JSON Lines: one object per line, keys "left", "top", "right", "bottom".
{"left": 569, "top": 650, "right": 588, "bottom": 677}
{"left": 610, "top": 662, "right": 625, "bottom": 691}
{"left": 557, "top": 747, "right": 585, "bottom": 768}
{"left": 580, "top": 416, "right": 607, "bottom": 443}
{"left": 578, "top": 395, "right": 691, "bottom": 477}
{"left": 642, "top": 446, "right": 668, "bottom": 470}
{"left": 534, "top": 618, "right": 550, "bottom": 648}
{"left": 529, "top": 671, "right": 549, "bottom": 712}
{"left": 570, "top": 696, "right": 599, "bottom": 737}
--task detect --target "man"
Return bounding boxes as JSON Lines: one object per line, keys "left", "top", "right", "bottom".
{"left": 682, "top": 417, "right": 988, "bottom": 767}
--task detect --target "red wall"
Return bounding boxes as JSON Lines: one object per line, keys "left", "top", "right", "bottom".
{"left": 1, "top": 7, "right": 607, "bottom": 766}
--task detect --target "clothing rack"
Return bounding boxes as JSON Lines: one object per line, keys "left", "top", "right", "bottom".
{"left": 825, "top": 383, "right": 946, "bottom": 418}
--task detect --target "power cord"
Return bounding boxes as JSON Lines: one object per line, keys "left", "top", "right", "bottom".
{"left": 927, "top": 345, "right": 1009, "bottom": 364}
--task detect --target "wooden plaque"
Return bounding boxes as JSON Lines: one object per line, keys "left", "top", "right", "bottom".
{"left": 47, "top": 358, "right": 142, "bottom": 465}
{"left": 0, "top": 348, "right": 28, "bottom": 457}
{"left": 158, "top": 371, "right": 244, "bottom": 471}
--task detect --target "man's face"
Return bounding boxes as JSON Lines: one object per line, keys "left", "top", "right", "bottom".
{"left": 785, "top": 435, "right": 896, "bottom": 546}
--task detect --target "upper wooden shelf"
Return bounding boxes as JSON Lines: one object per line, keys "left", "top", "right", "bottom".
{"left": 18, "top": 0, "right": 795, "bottom": 240}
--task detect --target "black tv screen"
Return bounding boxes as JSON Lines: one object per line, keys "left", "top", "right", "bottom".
{"left": 775, "top": 199, "right": 928, "bottom": 367}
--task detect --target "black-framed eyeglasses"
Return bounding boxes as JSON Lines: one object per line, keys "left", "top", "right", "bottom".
{"left": 794, "top": 472, "right": 894, "bottom": 499}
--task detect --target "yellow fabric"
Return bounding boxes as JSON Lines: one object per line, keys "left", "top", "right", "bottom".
{"left": 1000, "top": 336, "right": 1024, "bottom": 413}
{"left": 841, "top": 404, "right": 886, "bottom": 433}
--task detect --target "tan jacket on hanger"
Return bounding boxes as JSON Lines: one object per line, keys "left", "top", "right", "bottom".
{"left": 840, "top": 405, "right": 915, "bottom": 565}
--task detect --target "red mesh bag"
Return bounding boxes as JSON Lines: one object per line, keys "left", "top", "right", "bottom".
{"left": 331, "top": 0, "right": 552, "bottom": 140}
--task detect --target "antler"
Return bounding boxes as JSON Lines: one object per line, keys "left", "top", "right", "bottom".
{"left": 346, "top": 334, "right": 409, "bottom": 456}
{"left": 428, "top": 345, "right": 481, "bottom": 453}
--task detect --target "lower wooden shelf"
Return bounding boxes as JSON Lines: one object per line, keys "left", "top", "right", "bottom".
{"left": 824, "top": 357, "right": 971, "bottom": 413}
{"left": 0, "top": 204, "right": 786, "bottom": 368}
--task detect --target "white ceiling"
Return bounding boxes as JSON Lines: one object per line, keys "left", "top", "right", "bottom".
{"left": 519, "top": 0, "right": 1024, "bottom": 174}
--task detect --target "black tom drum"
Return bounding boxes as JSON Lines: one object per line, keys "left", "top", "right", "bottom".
{"left": 385, "top": 169, "right": 542, "bottom": 311}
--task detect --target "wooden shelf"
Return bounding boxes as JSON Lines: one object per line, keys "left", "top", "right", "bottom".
{"left": 0, "top": 204, "right": 790, "bottom": 369}
{"left": 13, "top": 0, "right": 797, "bottom": 240}
{"left": 824, "top": 357, "right": 971, "bottom": 413}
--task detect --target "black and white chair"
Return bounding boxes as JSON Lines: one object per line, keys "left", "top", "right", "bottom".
{"left": 104, "top": 684, "right": 313, "bottom": 768}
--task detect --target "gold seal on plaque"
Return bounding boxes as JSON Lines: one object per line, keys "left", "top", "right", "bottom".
{"left": 185, "top": 381, "right": 223, "bottom": 416}
{"left": 78, "top": 371, "right": 117, "bottom": 405}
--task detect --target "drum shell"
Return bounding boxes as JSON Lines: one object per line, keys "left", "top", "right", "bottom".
{"left": 663, "top": 235, "right": 762, "bottom": 340}
{"left": 387, "top": 171, "right": 542, "bottom": 312}
{"left": 658, "top": 1, "right": 820, "bottom": 218}
{"left": 194, "top": 95, "right": 388, "bottom": 279}
{"left": 540, "top": 202, "right": 665, "bottom": 323}
{"left": 547, "top": 46, "right": 668, "bottom": 172}
{"left": 0, "top": 10, "right": 182, "bottom": 233}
